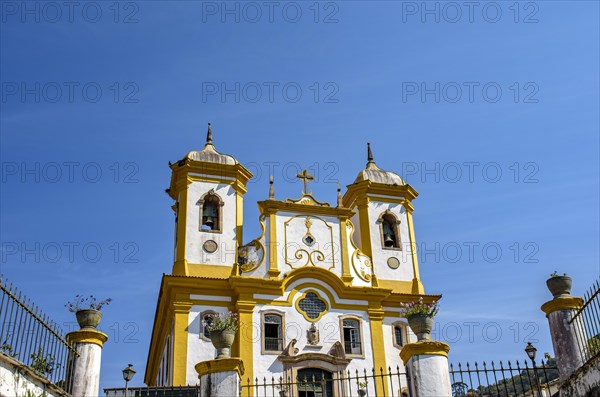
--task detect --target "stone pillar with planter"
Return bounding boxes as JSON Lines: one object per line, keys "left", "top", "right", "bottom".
{"left": 195, "top": 358, "right": 245, "bottom": 397}
{"left": 540, "top": 272, "right": 585, "bottom": 382}
{"left": 65, "top": 295, "right": 110, "bottom": 397}
{"left": 195, "top": 311, "right": 244, "bottom": 397}
{"left": 400, "top": 298, "right": 452, "bottom": 397}
{"left": 401, "top": 341, "right": 452, "bottom": 397}
{"left": 66, "top": 329, "right": 108, "bottom": 397}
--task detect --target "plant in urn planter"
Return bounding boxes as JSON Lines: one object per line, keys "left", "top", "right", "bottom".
{"left": 276, "top": 383, "right": 289, "bottom": 397}
{"left": 65, "top": 295, "right": 112, "bottom": 330}
{"left": 400, "top": 298, "right": 439, "bottom": 342}
{"left": 546, "top": 271, "right": 572, "bottom": 298}
{"left": 204, "top": 311, "right": 239, "bottom": 359}
{"left": 356, "top": 380, "right": 368, "bottom": 396}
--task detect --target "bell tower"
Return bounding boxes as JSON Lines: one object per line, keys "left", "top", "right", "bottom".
{"left": 166, "top": 123, "right": 253, "bottom": 276}
{"left": 343, "top": 143, "right": 424, "bottom": 294}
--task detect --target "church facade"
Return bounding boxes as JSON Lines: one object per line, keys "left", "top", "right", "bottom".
{"left": 144, "top": 124, "right": 440, "bottom": 395}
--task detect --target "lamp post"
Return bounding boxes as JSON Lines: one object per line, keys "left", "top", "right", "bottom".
{"left": 122, "top": 364, "right": 136, "bottom": 396}
{"left": 525, "top": 342, "right": 542, "bottom": 396}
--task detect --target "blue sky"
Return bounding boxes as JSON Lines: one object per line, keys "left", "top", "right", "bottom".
{"left": 1, "top": 0, "right": 599, "bottom": 390}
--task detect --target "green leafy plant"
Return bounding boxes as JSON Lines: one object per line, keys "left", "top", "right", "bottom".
{"left": 65, "top": 295, "right": 112, "bottom": 313}
{"left": 550, "top": 271, "right": 567, "bottom": 278}
{"left": 204, "top": 311, "right": 239, "bottom": 332}
{"left": 1, "top": 342, "right": 18, "bottom": 358}
{"left": 357, "top": 380, "right": 368, "bottom": 388}
{"left": 588, "top": 336, "right": 600, "bottom": 356}
{"left": 400, "top": 297, "right": 439, "bottom": 317}
{"left": 275, "top": 383, "right": 289, "bottom": 391}
{"left": 29, "top": 347, "right": 55, "bottom": 377}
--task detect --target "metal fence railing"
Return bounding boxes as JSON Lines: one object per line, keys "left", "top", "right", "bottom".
{"left": 449, "top": 359, "right": 559, "bottom": 397}
{"left": 241, "top": 366, "right": 410, "bottom": 397}
{"left": 569, "top": 278, "right": 600, "bottom": 364}
{"left": 104, "top": 386, "right": 201, "bottom": 397}
{"left": 0, "top": 275, "right": 77, "bottom": 394}
{"left": 264, "top": 337, "right": 283, "bottom": 351}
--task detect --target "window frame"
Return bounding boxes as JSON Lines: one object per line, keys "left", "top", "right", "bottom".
{"left": 295, "top": 290, "right": 329, "bottom": 322}
{"left": 197, "top": 189, "right": 224, "bottom": 234}
{"left": 199, "top": 310, "right": 217, "bottom": 341}
{"left": 339, "top": 315, "right": 365, "bottom": 358}
{"left": 261, "top": 310, "right": 286, "bottom": 355}
{"left": 377, "top": 210, "right": 402, "bottom": 251}
{"left": 392, "top": 321, "right": 407, "bottom": 349}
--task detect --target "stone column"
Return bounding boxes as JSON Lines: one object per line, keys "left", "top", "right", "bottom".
{"left": 541, "top": 296, "right": 585, "bottom": 382}
{"left": 66, "top": 329, "right": 108, "bottom": 397}
{"left": 195, "top": 358, "right": 244, "bottom": 397}
{"left": 400, "top": 341, "right": 452, "bottom": 397}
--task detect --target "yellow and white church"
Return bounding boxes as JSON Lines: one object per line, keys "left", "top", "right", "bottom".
{"left": 144, "top": 124, "right": 440, "bottom": 395}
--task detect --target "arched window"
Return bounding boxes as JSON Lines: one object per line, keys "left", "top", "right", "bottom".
{"left": 200, "top": 310, "right": 217, "bottom": 341}
{"left": 261, "top": 311, "right": 285, "bottom": 354}
{"left": 198, "top": 190, "right": 223, "bottom": 233}
{"left": 340, "top": 316, "right": 363, "bottom": 356}
{"left": 378, "top": 210, "right": 401, "bottom": 249}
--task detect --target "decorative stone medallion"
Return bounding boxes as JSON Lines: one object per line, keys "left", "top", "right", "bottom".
{"left": 203, "top": 239, "right": 218, "bottom": 253}
{"left": 387, "top": 257, "right": 400, "bottom": 269}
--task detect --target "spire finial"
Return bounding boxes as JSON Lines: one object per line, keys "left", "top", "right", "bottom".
{"left": 337, "top": 182, "right": 342, "bottom": 207}
{"left": 206, "top": 122, "right": 213, "bottom": 145}
{"left": 269, "top": 175, "right": 275, "bottom": 199}
{"left": 367, "top": 142, "right": 374, "bottom": 163}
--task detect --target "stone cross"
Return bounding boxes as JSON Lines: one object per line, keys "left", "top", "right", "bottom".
{"left": 296, "top": 169, "right": 314, "bottom": 195}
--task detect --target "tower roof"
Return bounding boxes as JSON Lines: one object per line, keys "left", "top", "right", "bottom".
{"left": 354, "top": 143, "right": 405, "bottom": 185}
{"left": 185, "top": 123, "right": 238, "bottom": 165}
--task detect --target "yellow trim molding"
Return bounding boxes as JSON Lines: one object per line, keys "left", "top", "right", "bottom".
{"left": 343, "top": 181, "right": 419, "bottom": 210}
{"left": 172, "top": 300, "right": 192, "bottom": 386}
{"left": 258, "top": 199, "right": 355, "bottom": 218}
{"left": 400, "top": 341, "right": 450, "bottom": 365}
{"left": 368, "top": 308, "right": 389, "bottom": 396}
{"left": 541, "top": 297, "right": 584, "bottom": 317}
{"left": 195, "top": 358, "right": 245, "bottom": 378}
{"left": 66, "top": 329, "right": 108, "bottom": 348}
{"left": 405, "top": 211, "right": 424, "bottom": 294}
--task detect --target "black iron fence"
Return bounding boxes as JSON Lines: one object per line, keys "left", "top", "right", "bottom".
{"left": 449, "top": 360, "right": 559, "bottom": 397}
{"left": 569, "top": 278, "right": 600, "bottom": 364}
{"left": 104, "top": 386, "right": 201, "bottom": 397}
{"left": 241, "top": 366, "right": 410, "bottom": 397}
{"left": 0, "top": 275, "right": 77, "bottom": 394}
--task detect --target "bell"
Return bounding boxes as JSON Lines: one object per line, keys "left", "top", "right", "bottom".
{"left": 384, "top": 233, "right": 395, "bottom": 247}
{"left": 204, "top": 216, "right": 214, "bottom": 228}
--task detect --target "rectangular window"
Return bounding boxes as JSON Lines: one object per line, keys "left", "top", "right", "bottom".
{"left": 394, "top": 325, "right": 403, "bottom": 347}
{"left": 342, "top": 319, "right": 362, "bottom": 355}
{"left": 263, "top": 314, "right": 283, "bottom": 352}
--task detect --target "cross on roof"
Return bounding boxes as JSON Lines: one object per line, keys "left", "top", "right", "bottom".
{"left": 296, "top": 169, "right": 314, "bottom": 195}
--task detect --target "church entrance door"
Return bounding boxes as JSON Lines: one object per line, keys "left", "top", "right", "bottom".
{"left": 297, "top": 368, "right": 334, "bottom": 397}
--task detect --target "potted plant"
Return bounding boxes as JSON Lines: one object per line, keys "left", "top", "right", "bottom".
{"left": 65, "top": 295, "right": 112, "bottom": 330}
{"left": 356, "top": 380, "right": 368, "bottom": 396}
{"left": 276, "top": 383, "right": 289, "bottom": 397}
{"left": 546, "top": 272, "right": 572, "bottom": 298}
{"left": 205, "top": 311, "right": 239, "bottom": 359}
{"left": 400, "top": 298, "right": 439, "bottom": 341}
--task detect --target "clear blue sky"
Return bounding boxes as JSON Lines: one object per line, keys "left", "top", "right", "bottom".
{"left": 1, "top": 0, "right": 598, "bottom": 390}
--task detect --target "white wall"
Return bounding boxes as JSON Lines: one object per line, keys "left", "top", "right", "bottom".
{"left": 275, "top": 212, "right": 342, "bottom": 277}
{"left": 0, "top": 353, "right": 68, "bottom": 397}
{"left": 366, "top": 200, "right": 415, "bottom": 282}
{"left": 186, "top": 303, "right": 231, "bottom": 385}
{"left": 251, "top": 282, "right": 375, "bottom": 384}
{"left": 184, "top": 181, "right": 238, "bottom": 265}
